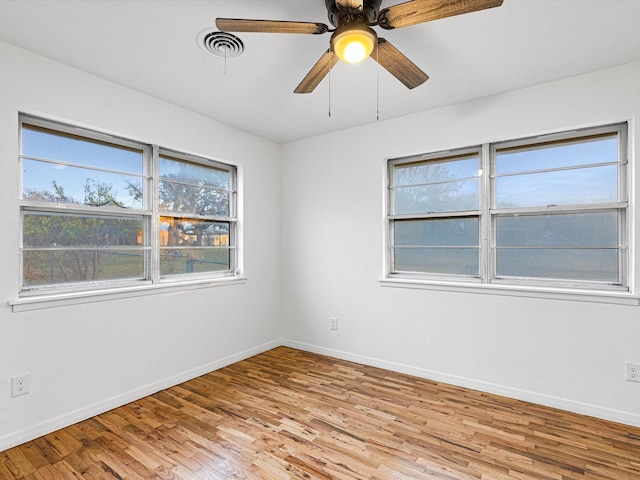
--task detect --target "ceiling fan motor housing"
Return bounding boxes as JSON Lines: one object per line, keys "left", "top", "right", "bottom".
{"left": 325, "top": 0, "right": 382, "bottom": 27}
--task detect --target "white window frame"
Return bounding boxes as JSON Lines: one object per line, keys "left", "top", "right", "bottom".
{"left": 383, "top": 123, "right": 635, "bottom": 304}
{"left": 155, "top": 148, "right": 238, "bottom": 283}
{"left": 13, "top": 115, "right": 243, "bottom": 310}
{"left": 387, "top": 147, "right": 483, "bottom": 283}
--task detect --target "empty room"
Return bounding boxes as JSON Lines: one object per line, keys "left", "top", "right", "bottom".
{"left": 1, "top": 0, "right": 639, "bottom": 478}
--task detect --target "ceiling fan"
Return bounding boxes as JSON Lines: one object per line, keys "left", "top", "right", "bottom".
{"left": 216, "top": 0, "right": 503, "bottom": 94}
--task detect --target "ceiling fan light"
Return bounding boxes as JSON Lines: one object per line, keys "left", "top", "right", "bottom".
{"left": 331, "top": 24, "right": 376, "bottom": 64}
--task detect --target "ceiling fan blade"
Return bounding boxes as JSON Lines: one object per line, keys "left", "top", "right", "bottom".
{"left": 378, "top": 0, "right": 503, "bottom": 30}
{"left": 216, "top": 18, "right": 329, "bottom": 35}
{"left": 294, "top": 50, "right": 340, "bottom": 94}
{"left": 336, "top": 0, "right": 364, "bottom": 11}
{"left": 373, "top": 38, "right": 429, "bottom": 89}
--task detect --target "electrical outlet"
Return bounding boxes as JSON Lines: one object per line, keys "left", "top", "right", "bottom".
{"left": 626, "top": 362, "right": 640, "bottom": 383}
{"left": 11, "top": 373, "right": 30, "bottom": 397}
{"left": 330, "top": 317, "right": 338, "bottom": 330}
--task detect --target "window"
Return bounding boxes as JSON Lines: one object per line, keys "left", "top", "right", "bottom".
{"left": 158, "top": 152, "right": 234, "bottom": 277}
{"left": 387, "top": 123, "right": 629, "bottom": 292}
{"left": 19, "top": 115, "right": 238, "bottom": 296}
{"left": 391, "top": 149, "right": 482, "bottom": 276}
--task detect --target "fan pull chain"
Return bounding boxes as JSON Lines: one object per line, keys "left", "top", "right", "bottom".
{"left": 376, "top": 44, "right": 380, "bottom": 121}
{"left": 328, "top": 59, "right": 332, "bottom": 118}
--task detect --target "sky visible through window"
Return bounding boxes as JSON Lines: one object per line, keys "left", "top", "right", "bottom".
{"left": 22, "top": 127, "right": 143, "bottom": 208}
{"left": 394, "top": 136, "right": 618, "bottom": 211}
{"left": 496, "top": 136, "right": 618, "bottom": 207}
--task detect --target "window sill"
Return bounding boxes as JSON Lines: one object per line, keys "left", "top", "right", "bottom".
{"left": 380, "top": 277, "right": 639, "bottom": 306}
{"left": 10, "top": 276, "right": 248, "bottom": 312}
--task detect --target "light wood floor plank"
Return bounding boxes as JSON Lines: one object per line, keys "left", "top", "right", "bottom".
{"left": 2, "top": 347, "right": 640, "bottom": 479}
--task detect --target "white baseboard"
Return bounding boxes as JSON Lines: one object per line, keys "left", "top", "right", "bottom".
{"left": 282, "top": 339, "right": 640, "bottom": 429}
{"left": 0, "top": 340, "right": 280, "bottom": 452}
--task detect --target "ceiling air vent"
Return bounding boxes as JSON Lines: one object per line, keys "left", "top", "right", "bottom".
{"left": 197, "top": 29, "right": 245, "bottom": 58}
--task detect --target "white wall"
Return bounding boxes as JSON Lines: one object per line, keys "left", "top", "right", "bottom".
{"left": 281, "top": 60, "right": 640, "bottom": 427}
{"left": 0, "top": 41, "right": 282, "bottom": 450}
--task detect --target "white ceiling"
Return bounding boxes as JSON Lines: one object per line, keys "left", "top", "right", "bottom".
{"left": 1, "top": 0, "right": 640, "bottom": 144}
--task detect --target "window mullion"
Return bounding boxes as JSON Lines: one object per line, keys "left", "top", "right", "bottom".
{"left": 150, "top": 145, "right": 160, "bottom": 283}
{"left": 389, "top": 211, "right": 480, "bottom": 220}
{"left": 387, "top": 161, "right": 395, "bottom": 276}
{"left": 619, "top": 125, "right": 629, "bottom": 288}
{"left": 491, "top": 202, "right": 628, "bottom": 216}
{"left": 230, "top": 166, "right": 238, "bottom": 273}
{"left": 20, "top": 202, "right": 152, "bottom": 217}
{"left": 481, "top": 143, "right": 492, "bottom": 283}
{"left": 19, "top": 207, "right": 25, "bottom": 291}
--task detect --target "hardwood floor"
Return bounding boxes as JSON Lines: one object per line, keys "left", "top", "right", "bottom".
{"left": 2, "top": 347, "right": 639, "bottom": 479}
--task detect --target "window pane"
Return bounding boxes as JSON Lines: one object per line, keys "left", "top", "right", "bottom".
{"left": 158, "top": 181, "right": 230, "bottom": 216}
{"left": 160, "top": 248, "right": 230, "bottom": 276}
{"left": 23, "top": 250, "right": 144, "bottom": 287}
{"left": 496, "top": 248, "right": 619, "bottom": 282}
{"left": 395, "top": 218, "right": 478, "bottom": 246}
{"left": 160, "top": 156, "right": 229, "bottom": 186}
{"left": 496, "top": 134, "right": 617, "bottom": 175}
{"left": 394, "top": 247, "right": 479, "bottom": 275}
{"left": 495, "top": 212, "right": 619, "bottom": 282}
{"left": 22, "top": 125, "right": 143, "bottom": 174}
{"left": 24, "top": 212, "right": 143, "bottom": 247}
{"left": 496, "top": 212, "right": 618, "bottom": 247}
{"left": 159, "top": 217, "right": 230, "bottom": 275}
{"left": 159, "top": 157, "right": 230, "bottom": 216}
{"left": 23, "top": 159, "right": 143, "bottom": 209}
{"left": 394, "top": 156, "right": 478, "bottom": 186}
{"left": 394, "top": 180, "right": 478, "bottom": 214}
{"left": 159, "top": 217, "right": 229, "bottom": 247}
{"left": 495, "top": 165, "right": 617, "bottom": 208}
